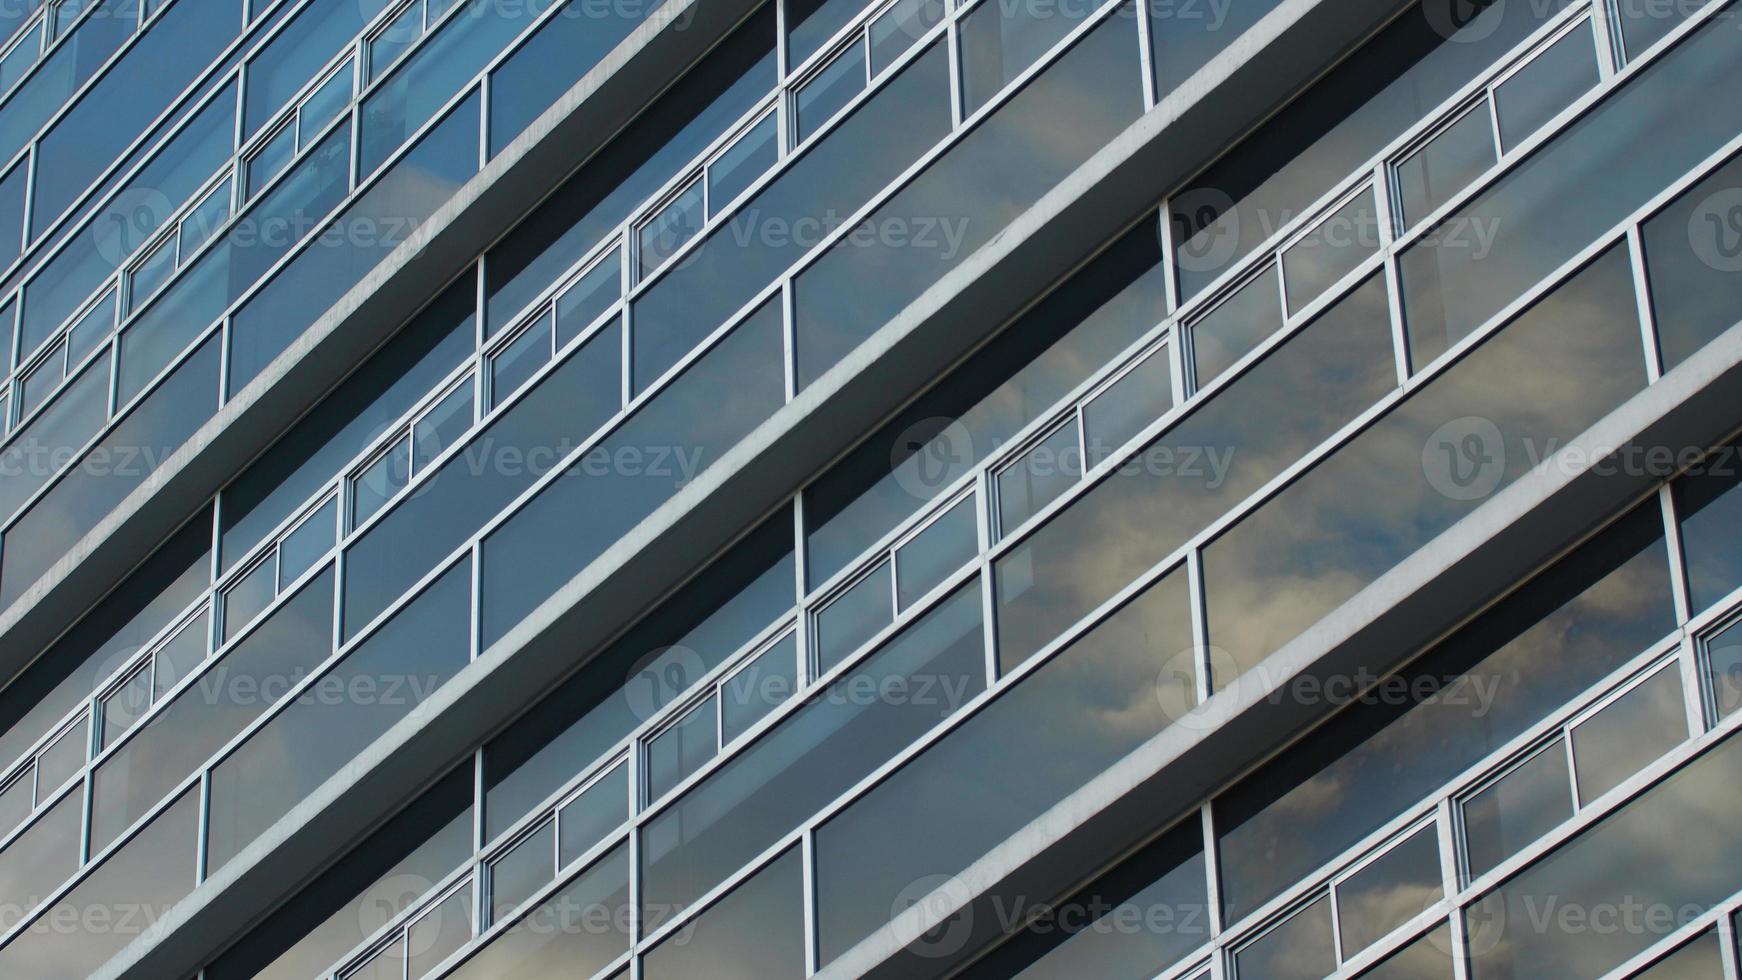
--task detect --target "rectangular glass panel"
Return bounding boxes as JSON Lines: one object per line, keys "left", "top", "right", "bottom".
{"left": 1706, "top": 619, "right": 1742, "bottom": 718}
{"left": 445, "top": 843, "right": 631, "bottom": 980}
{"left": 300, "top": 61, "right": 355, "bottom": 148}
{"left": 223, "top": 552, "right": 279, "bottom": 641}
{"left": 816, "top": 569, "right": 1190, "bottom": 963}
{"left": 490, "top": 314, "right": 553, "bottom": 407}
{"left": 1190, "top": 264, "right": 1282, "bottom": 387}
{"left": 152, "top": 610, "right": 211, "bottom": 698}
{"left": 1633, "top": 930, "right": 1724, "bottom": 979}
{"left": 1396, "top": 103, "right": 1497, "bottom": 230}
{"left": 344, "top": 939, "right": 404, "bottom": 980}
{"left": 178, "top": 179, "right": 233, "bottom": 266}
{"left": 483, "top": 0, "right": 662, "bottom": 155}
{"left": 279, "top": 497, "right": 338, "bottom": 586}
{"left": 369, "top": 1, "right": 422, "bottom": 83}
{"left": 959, "top": 0, "right": 1093, "bottom": 116}
{"left": 412, "top": 379, "right": 474, "bottom": 473}
{"left": 1462, "top": 740, "right": 1572, "bottom": 878}
{"left": 1082, "top": 345, "right": 1172, "bottom": 467}
{"left": 1235, "top": 894, "right": 1336, "bottom": 980}
{"left": 997, "top": 421, "right": 1081, "bottom": 535}
{"left": 17, "top": 340, "right": 64, "bottom": 416}
{"left": 1336, "top": 826, "right": 1443, "bottom": 956}
{"left": 719, "top": 633, "right": 799, "bottom": 745}
{"left": 646, "top": 694, "right": 718, "bottom": 802}
{"left": 895, "top": 494, "right": 978, "bottom": 608}
{"left": 248, "top": 121, "right": 298, "bottom": 198}
{"left": 0, "top": 351, "right": 105, "bottom": 524}
{"left": 558, "top": 762, "right": 628, "bottom": 868}
{"left": 490, "top": 819, "right": 556, "bottom": 922}
{"left": 642, "top": 583, "right": 984, "bottom": 920}
{"left": 0, "top": 787, "right": 80, "bottom": 921}
{"left": 33, "top": 717, "right": 85, "bottom": 801}
{"left": 0, "top": 769, "right": 30, "bottom": 838}
{"left": 1617, "top": 0, "right": 1709, "bottom": 61}
{"left": 406, "top": 886, "right": 473, "bottom": 980}
{"left": 1355, "top": 925, "right": 1455, "bottom": 980}
{"left": 1493, "top": 20, "right": 1600, "bottom": 152}
{"left": 814, "top": 560, "right": 892, "bottom": 674}
{"left": 100, "top": 664, "right": 153, "bottom": 750}
{"left": 556, "top": 250, "right": 621, "bottom": 349}
{"left": 869, "top": 0, "right": 942, "bottom": 74}
{"left": 1570, "top": 666, "right": 1687, "bottom": 803}
{"left": 795, "top": 42, "right": 866, "bottom": 142}
{"left": 1641, "top": 150, "right": 1742, "bottom": 371}
{"left": 243, "top": 0, "right": 390, "bottom": 138}
{"left": 642, "top": 847, "right": 805, "bottom": 980}
{"left": 1465, "top": 731, "right": 1742, "bottom": 978}
{"left": 639, "top": 179, "right": 705, "bottom": 279}
{"left": 1284, "top": 187, "right": 1381, "bottom": 313}
{"left": 131, "top": 237, "right": 179, "bottom": 311}
{"left": 352, "top": 436, "right": 411, "bottom": 530}
{"left": 707, "top": 114, "right": 778, "bottom": 215}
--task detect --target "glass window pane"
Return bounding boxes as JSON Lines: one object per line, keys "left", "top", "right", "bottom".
{"left": 369, "top": 1, "right": 422, "bottom": 82}
{"left": 1570, "top": 666, "right": 1687, "bottom": 803}
{"left": 815, "top": 571, "right": 1189, "bottom": 963}
{"left": 708, "top": 114, "right": 778, "bottom": 215}
{"left": 639, "top": 179, "right": 705, "bottom": 279}
{"left": 491, "top": 314, "right": 553, "bottom": 408}
{"left": 300, "top": 61, "right": 354, "bottom": 148}
{"left": 1494, "top": 21, "right": 1600, "bottom": 152}
{"left": 796, "top": 42, "right": 867, "bottom": 142}
{"left": 1641, "top": 150, "right": 1742, "bottom": 372}
{"left": 413, "top": 379, "right": 474, "bottom": 473}
{"left": 1707, "top": 620, "right": 1742, "bottom": 718}
{"left": 556, "top": 250, "right": 621, "bottom": 350}
{"left": 1464, "top": 731, "right": 1742, "bottom": 979}
{"left": 786, "top": 0, "right": 868, "bottom": 70}
{"left": 36, "top": 717, "right": 87, "bottom": 798}
{"left": 1082, "top": 345, "right": 1173, "bottom": 467}
{"left": 152, "top": 610, "right": 211, "bottom": 699}
{"left": 646, "top": 694, "right": 718, "bottom": 802}
{"left": 243, "top": 0, "right": 390, "bottom": 138}
{"left": 1461, "top": 741, "right": 1572, "bottom": 878}
{"left": 65, "top": 288, "right": 117, "bottom": 369}
{"left": 223, "top": 552, "right": 280, "bottom": 641}
{"left": 1355, "top": 925, "right": 1455, "bottom": 980}
{"left": 446, "top": 843, "right": 631, "bottom": 980}
{"left": 720, "top": 633, "right": 799, "bottom": 745}
{"left": 407, "top": 887, "right": 474, "bottom": 980}
{"left": 1235, "top": 894, "right": 1336, "bottom": 980}
{"left": 0, "top": 779, "right": 81, "bottom": 910}
{"left": 814, "top": 560, "right": 893, "bottom": 674}
{"left": 1190, "top": 264, "right": 1283, "bottom": 387}
{"left": 352, "top": 436, "right": 412, "bottom": 530}
{"left": 1336, "top": 826, "right": 1443, "bottom": 957}
{"left": 959, "top": 0, "right": 1093, "bottom": 115}
{"left": 997, "top": 421, "right": 1082, "bottom": 536}
{"left": 280, "top": 497, "right": 338, "bottom": 586}
{"left": 1617, "top": 0, "right": 1710, "bottom": 62}
{"left": 643, "top": 583, "right": 984, "bottom": 922}
{"left": 643, "top": 847, "right": 805, "bottom": 980}
{"left": 17, "top": 340, "right": 65, "bottom": 416}
{"left": 248, "top": 122, "right": 298, "bottom": 199}
{"left": 1396, "top": 103, "right": 1498, "bottom": 230}
{"left": 558, "top": 763, "right": 629, "bottom": 868}
{"left": 895, "top": 495, "right": 978, "bottom": 609}
{"left": 490, "top": 820, "right": 556, "bottom": 923}
{"left": 869, "top": 0, "right": 942, "bottom": 74}
{"left": 0, "top": 769, "right": 31, "bottom": 838}
{"left": 101, "top": 663, "right": 154, "bottom": 750}
{"left": 1632, "top": 930, "right": 1724, "bottom": 980}
{"left": 1284, "top": 187, "right": 1381, "bottom": 313}
{"left": 344, "top": 939, "right": 405, "bottom": 980}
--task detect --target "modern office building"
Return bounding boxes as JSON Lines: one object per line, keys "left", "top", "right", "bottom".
{"left": 0, "top": 0, "right": 1739, "bottom": 975}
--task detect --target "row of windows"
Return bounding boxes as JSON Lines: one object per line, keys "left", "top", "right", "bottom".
{"left": 167, "top": 7, "right": 1742, "bottom": 977}
{"left": 0, "top": 0, "right": 1658, "bottom": 967}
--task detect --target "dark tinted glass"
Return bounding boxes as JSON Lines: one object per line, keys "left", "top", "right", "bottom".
{"left": 642, "top": 847, "right": 805, "bottom": 980}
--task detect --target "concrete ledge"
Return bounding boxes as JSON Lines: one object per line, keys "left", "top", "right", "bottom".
{"left": 816, "top": 317, "right": 1742, "bottom": 980}
{"left": 0, "top": 0, "right": 762, "bottom": 686}
{"left": 93, "top": 0, "right": 1420, "bottom": 975}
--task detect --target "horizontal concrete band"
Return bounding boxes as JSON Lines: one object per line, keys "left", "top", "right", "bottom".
{"left": 0, "top": 0, "right": 764, "bottom": 685}
{"left": 819, "top": 321, "right": 1742, "bottom": 980}
{"left": 93, "top": 0, "right": 1417, "bottom": 975}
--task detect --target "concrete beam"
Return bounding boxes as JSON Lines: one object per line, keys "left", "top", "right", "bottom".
{"left": 92, "top": 0, "right": 1422, "bottom": 975}
{"left": 817, "top": 322, "right": 1742, "bottom": 980}
{"left": 0, "top": 0, "right": 763, "bottom": 686}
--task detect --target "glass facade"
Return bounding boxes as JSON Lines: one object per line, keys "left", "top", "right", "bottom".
{"left": 0, "top": 0, "right": 1737, "bottom": 977}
